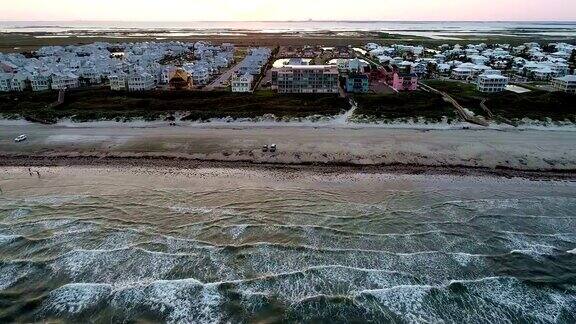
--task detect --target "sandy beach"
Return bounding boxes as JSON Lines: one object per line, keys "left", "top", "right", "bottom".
{"left": 1, "top": 121, "right": 575, "bottom": 179}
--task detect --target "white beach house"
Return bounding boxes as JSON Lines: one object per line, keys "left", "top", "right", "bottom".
{"left": 31, "top": 72, "right": 52, "bottom": 91}
{"left": 231, "top": 73, "right": 254, "bottom": 92}
{"left": 477, "top": 74, "right": 509, "bottom": 93}
{"left": 127, "top": 72, "right": 155, "bottom": 91}
{"left": 109, "top": 72, "right": 128, "bottom": 91}
{"left": 451, "top": 67, "right": 474, "bottom": 80}
{"left": 0, "top": 73, "right": 12, "bottom": 92}
{"left": 10, "top": 72, "right": 30, "bottom": 91}
{"left": 51, "top": 72, "right": 80, "bottom": 90}
{"left": 551, "top": 75, "right": 576, "bottom": 94}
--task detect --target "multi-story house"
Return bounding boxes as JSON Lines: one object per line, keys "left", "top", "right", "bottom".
{"left": 551, "top": 75, "right": 576, "bottom": 94}
{"left": 31, "top": 72, "right": 52, "bottom": 91}
{"left": 10, "top": 72, "right": 30, "bottom": 91}
{"left": 477, "top": 74, "right": 509, "bottom": 93}
{"left": 127, "top": 72, "right": 155, "bottom": 91}
{"left": 51, "top": 72, "right": 80, "bottom": 90}
{"left": 0, "top": 73, "right": 12, "bottom": 92}
{"left": 109, "top": 72, "right": 128, "bottom": 91}
{"left": 273, "top": 65, "right": 339, "bottom": 94}
{"left": 345, "top": 74, "right": 369, "bottom": 93}
{"left": 231, "top": 73, "right": 254, "bottom": 92}
{"left": 391, "top": 73, "right": 418, "bottom": 91}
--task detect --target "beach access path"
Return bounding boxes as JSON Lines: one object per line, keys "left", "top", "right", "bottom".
{"left": 1, "top": 122, "right": 575, "bottom": 173}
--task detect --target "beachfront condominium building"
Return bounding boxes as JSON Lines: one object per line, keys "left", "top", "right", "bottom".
{"left": 231, "top": 73, "right": 254, "bottom": 92}
{"left": 551, "top": 75, "right": 576, "bottom": 94}
{"left": 345, "top": 73, "right": 369, "bottom": 93}
{"left": 477, "top": 74, "right": 509, "bottom": 93}
{"left": 272, "top": 65, "right": 339, "bottom": 94}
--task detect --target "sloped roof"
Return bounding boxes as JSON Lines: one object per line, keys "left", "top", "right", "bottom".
{"left": 170, "top": 68, "right": 190, "bottom": 82}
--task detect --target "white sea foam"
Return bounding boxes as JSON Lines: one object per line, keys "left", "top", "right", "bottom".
{"left": 0, "top": 263, "right": 31, "bottom": 290}
{"left": 51, "top": 248, "right": 183, "bottom": 284}
{"left": 238, "top": 265, "right": 420, "bottom": 303}
{"left": 357, "top": 277, "right": 576, "bottom": 323}
{"left": 0, "top": 234, "right": 20, "bottom": 245}
{"left": 229, "top": 225, "right": 247, "bottom": 240}
{"left": 510, "top": 244, "right": 558, "bottom": 257}
{"left": 168, "top": 205, "right": 237, "bottom": 216}
{"left": 43, "top": 283, "right": 112, "bottom": 315}
{"left": 24, "top": 195, "right": 86, "bottom": 206}
{"left": 359, "top": 284, "right": 434, "bottom": 323}
{"left": 462, "top": 277, "right": 576, "bottom": 323}
{"left": 111, "top": 279, "right": 222, "bottom": 324}
{"left": 8, "top": 208, "right": 31, "bottom": 220}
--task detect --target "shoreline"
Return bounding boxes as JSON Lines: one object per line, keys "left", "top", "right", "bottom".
{"left": 2, "top": 118, "right": 576, "bottom": 132}
{"left": 2, "top": 155, "right": 575, "bottom": 181}
{"left": 2, "top": 123, "right": 575, "bottom": 179}
{"left": 2, "top": 27, "right": 575, "bottom": 53}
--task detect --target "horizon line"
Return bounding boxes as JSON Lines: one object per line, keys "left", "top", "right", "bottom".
{"left": 2, "top": 19, "right": 576, "bottom": 23}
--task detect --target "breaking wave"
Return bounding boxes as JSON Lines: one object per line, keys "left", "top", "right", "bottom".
{"left": 0, "top": 175, "right": 575, "bottom": 322}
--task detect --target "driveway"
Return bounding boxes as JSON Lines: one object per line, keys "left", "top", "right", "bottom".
{"left": 205, "top": 61, "right": 244, "bottom": 91}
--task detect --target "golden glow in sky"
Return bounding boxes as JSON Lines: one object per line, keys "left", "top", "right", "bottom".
{"left": 2, "top": 0, "right": 575, "bottom": 21}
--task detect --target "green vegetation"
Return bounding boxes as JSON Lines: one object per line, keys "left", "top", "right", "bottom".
{"left": 483, "top": 92, "right": 576, "bottom": 122}
{"left": 2, "top": 83, "right": 573, "bottom": 125}
{"left": 423, "top": 80, "right": 576, "bottom": 122}
{"left": 0, "top": 88, "right": 348, "bottom": 123}
{"left": 353, "top": 91, "right": 457, "bottom": 122}
{"left": 422, "top": 80, "right": 485, "bottom": 116}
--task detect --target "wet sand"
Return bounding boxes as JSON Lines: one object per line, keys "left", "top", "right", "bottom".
{"left": 1, "top": 122, "right": 575, "bottom": 180}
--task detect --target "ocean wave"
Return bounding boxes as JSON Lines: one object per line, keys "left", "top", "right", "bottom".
{"left": 355, "top": 277, "right": 576, "bottom": 323}
{"left": 42, "top": 279, "right": 222, "bottom": 323}
{"left": 0, "top": 262, "right": 37, "bottom": 290}
{"left": 6, "top": 239, "right": 568, "bottom": 285}
{"left": 7, "top": 208, "right": 32, "bottom": 220}
{"left": 3, "top": 171, "right": 576, "bottom": 322}
{"left": 38, "top": 276, "right": 576, "bottom": 323}
{"left": 23, "top": 195, "right": 88, "bottom": 206}
{"left": 168, "top": 205, "right": 239, "bottom": 216}
{"left": 0, "top": 234, "right": 22, "bottom": 245}
{"left": 42, "top": 283, "right": 112, "bottom": 315}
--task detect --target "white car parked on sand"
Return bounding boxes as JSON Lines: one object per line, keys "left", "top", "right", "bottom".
{"left": 14, "top": 134, "right": 27, "bottom": 142}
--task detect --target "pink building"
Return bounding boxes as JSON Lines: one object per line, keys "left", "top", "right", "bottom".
{"left": 391, "top": 72, "right": 418, "bottom": 91}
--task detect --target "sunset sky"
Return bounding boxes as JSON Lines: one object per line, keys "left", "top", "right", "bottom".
{"left": 2, "top": 0, "right": 575, "bottom": 21}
